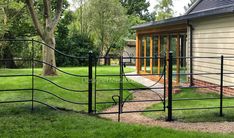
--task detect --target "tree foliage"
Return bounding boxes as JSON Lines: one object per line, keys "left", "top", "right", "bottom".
{"left": 56, "top": 32, "right": 97, "bottom": 66}
{"left": 0, "top": 0, "right": 36, "bottom": 68}
{"left": 81, "top": 0, "right": 128, "bottom": 57}
{"left": 55, "top": 10, "right": 98, "bottom": 66}
{"left": 120, "top": 0, "right": 150, "bottom": 21}
{"left": 154, "top": 0, "right": 174, "bottom": 21}
{"left": 0, "top": 1, "right": 7, "bottom": 37}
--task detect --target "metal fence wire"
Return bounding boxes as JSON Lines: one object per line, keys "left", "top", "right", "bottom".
{"left": 1, "top": 39, "right": 234, "bottom": 122}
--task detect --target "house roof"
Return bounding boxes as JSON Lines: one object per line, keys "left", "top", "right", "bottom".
{"left": 132, "top": 0, "right": 234, "bottom": 30}
{"left": 186, "top": 0, "right": 234, "bottom": 15}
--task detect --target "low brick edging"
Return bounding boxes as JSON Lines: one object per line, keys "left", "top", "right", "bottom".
{"left": 143, "top": 75, "right": 234, "bottom": 96}
{"left": 193, "top": 79, "right": 234, "bottom": 96}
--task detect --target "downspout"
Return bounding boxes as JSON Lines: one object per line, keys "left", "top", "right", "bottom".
{"left": 188, "top": 21, "right": 194, "bottom": 87}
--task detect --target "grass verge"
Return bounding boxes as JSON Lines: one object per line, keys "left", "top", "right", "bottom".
{"left": 144, "top": 88, "right": 234, "bottom": 122}
{"left": 0, "top": 104, "right": 233, "bottom": 137}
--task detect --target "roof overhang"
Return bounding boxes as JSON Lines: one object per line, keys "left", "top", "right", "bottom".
{"left": 132, "top": 5, "right": 234, "bottom": 31}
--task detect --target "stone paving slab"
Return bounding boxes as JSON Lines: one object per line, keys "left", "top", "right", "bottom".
{"left": 125, "top": 72, "right": 164, "bottom": 95}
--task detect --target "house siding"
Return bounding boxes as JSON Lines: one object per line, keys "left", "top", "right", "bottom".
{"left": 188, "top": 13, "right": 234, "bottom": 89}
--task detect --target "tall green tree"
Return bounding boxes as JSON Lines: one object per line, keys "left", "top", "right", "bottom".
{"left": 69, "top": 0, "right": 90, "bottom": 35}
{"left": 84, "top": 0, "right": 128, "bottom": 63}
{"left": 55, "top": 9, "right": 98, "bottom": 67}
{"left": 25, "top": 0, "right": 66, "bottom": 76}
{"left": 119, "top": 0, "right": 150, "bottom": 21}
{"left": 154, "top": 0, "right": 174, "bottom": 21}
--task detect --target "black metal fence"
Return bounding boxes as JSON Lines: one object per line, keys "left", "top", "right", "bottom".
{"left": 0, "top": 39, "right": 90, "bottom": 113}
{"left": 2, "top": 39, "right": 234, "bottom": 122}
{"left": 93, "top": 56, "right": 166, "bottom": 122}
{"left": 167, "top": 52, "right": 234, "bottom": 121}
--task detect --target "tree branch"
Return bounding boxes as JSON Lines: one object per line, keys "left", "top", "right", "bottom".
{"left": 25, "top": 0, "right": 44, "bottom": 38}
{"left": 51, "top": 0, "right": 63, "bottom": 31}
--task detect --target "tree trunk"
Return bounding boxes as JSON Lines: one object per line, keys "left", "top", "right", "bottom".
{"left": 104, "top": 45, "right": 112, "bottom": 66}
{"left": 104, "top": 55, "right": 110, "bottom": 65}
{"left": 42, "top": 33, "right": 57, "bottom": 76}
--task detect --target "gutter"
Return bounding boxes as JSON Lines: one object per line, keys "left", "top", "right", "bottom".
{"left": 132, "top": 5, "right": 234, "bottom": 30}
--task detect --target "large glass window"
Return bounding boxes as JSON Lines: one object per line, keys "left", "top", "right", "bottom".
{"left": 140, "top": 36, "right": 144, "bottom": 71}
{"left": 139, "top": 35, "right": 151, "bottom": 73}
{"left": 160, "top": 36, "right": 167, "bottom": 74}
{"left": 137, "top": 33, "right": 187, "bottom": 85}
{"left": 152, "top": 35, "right": 158, "bottom": 74}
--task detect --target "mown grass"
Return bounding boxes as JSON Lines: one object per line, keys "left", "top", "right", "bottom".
{"left": 0, "top": 104, "right": 234, "bottom": 138}
{"left": 0, "top": 66, "right": 141, "bottom": 112}
{"left": 0, "top": 67, "right": 234, "bottom": 137}
{"left": 144, "top": 88, "right": 234, "bottom": 122}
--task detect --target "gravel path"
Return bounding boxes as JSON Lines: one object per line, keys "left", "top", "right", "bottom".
{"left": 100, "top": 90, "right": 234, "bottom": 133}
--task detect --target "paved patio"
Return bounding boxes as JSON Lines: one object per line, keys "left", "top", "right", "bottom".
{"left": 126, "top": 72, "right": 164, "bottom": 95}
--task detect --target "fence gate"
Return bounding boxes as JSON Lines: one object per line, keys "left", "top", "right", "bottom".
{"left": 92, "top": 55, "right": 167, "bottom": 121}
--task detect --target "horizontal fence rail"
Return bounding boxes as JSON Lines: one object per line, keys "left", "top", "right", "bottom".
{"left": 1, "top": 39, "right": 234, "bottom": 122}
{"left": 0, "top": 39, "right": 90, "bottom": 113}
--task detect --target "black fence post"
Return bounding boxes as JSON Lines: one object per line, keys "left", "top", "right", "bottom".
{"left": 167, "top": 51, "right": 173, "bottom": 121}
{"left": 31, "top": 39, "right": 34, "bottom": 111}
{"left": 88, "top": 51, "right": 93, "bottom": 114}
{"left": 118, "top": 56, "right": 123, "bottom": 121}
{"left": 220, "top": 55, "right": 224, "bottom": 116}
{"left": 163, "top": 54, "right": 166, "bottom": 111}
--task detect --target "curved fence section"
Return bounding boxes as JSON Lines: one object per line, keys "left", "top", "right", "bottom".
{"left": 0, "top": 39, "right": 91, "bottom": 113}
{"left": 2, "top": 39, "right": 234, "bottom": 123}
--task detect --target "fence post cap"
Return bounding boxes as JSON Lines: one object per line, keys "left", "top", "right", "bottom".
{"left": 89, "top": 51, "right": 93, "bottom": 54}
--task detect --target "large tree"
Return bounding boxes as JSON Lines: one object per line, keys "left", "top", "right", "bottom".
{"left": 84, "top": 0, "right": 128, "bottom": 64}
{"left": 154, "top": 0, "right": 174, "bottom": 21}
{"left": 25, "top": 0, "right": 64, "bottom": 76}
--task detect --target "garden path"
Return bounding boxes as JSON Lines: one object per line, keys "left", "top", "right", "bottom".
{"left": 100, "top": 74, "right": 234, "bottom": 133}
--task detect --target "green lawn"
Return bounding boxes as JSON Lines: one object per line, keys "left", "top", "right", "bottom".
{"left": 144, "top": 88, "right": 234, "bottom": 122}
{"left": 0, "top": 105, "right": 233, "bottom": 138}
{"left": 0, "top": 67, "right": 140, "bottom": 112}
{"left": 1, "top": 67, "right": 234, "bottom": 137}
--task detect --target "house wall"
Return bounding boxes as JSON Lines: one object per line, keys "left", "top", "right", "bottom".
{"left": 187, "top": 13, "right": 234, "bottom": 94}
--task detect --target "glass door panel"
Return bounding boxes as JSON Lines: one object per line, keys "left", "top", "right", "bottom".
{"left": 152, "top": 35, "right": 158, "bottom": 74}
{"left": 146, "top": 37, "right": 151, "bottom": 73}
{"left": 140, "top": 37, "right": 144, "bottom": 71}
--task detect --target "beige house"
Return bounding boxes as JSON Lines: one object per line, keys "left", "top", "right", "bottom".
{"left": 132, "top": 0, "right": 234, "bottom": 95}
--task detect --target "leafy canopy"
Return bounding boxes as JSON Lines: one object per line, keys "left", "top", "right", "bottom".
{"left": 154, "top": 0, "right": 174, "bottom": 21}
{"left": 78, "top": 0, "right": 128, "bottom": 56}
{"left": 120, "top": 0, "right": 150, "bottom": 21}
